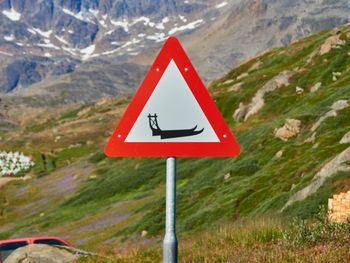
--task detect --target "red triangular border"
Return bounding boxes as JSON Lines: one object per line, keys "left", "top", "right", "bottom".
{"left": 105, "top": 36, "right": 240, "bottom": 157}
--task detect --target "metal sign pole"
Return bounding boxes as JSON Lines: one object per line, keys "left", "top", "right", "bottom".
{"left": 163, "top": 157, "right": 178, "bottom": 263}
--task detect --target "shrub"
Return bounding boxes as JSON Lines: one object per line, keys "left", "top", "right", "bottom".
{"left": 283, "top": 206, "right": 350, "bottom": 246}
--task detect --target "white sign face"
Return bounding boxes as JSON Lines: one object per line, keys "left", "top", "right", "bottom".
{"left": 125, "top": 60, "right": 219, "bottom": 142}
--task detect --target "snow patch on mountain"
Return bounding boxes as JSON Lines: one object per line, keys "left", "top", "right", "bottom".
{"left": 80, "top": 44, "right": 96, "bottom": 60}
{"left": 102, "top": 49, "right": 119, "bottom": 55}
{"left": 131, "top": 16, "right": 155, "bottom": 27}
{"left": 155, "top": 17, "right": 170, "bottom": 30}
{"left": 146, "top": 32, "right": 166, "bottom": 42}
{"left": 178, "top": 15, "right": 187, "bottom": 23}
{"left": 29, "top": 28, "right": 53, "bottom": 38}
{"left": 168, "top": 19, "right": 204, "bottom": 35}
{"left": 4, "top": 35, "right": 15, "bottom": 41}
{"left": 0, "top": 50, "right": 13, "bottom": 56}
{"left": 89, "top": 9, "right": 99, "bottom": 17}
{"left": 99, "top": 19, "right": 107, "bottom": 27}
{"left": 110, "top": 19, "right": 129, "bottom": 32}
{"left": 2, "top": 8, "right": 21, "bottom": 21}
{"left": 55, "top": 35, "right": 69, "bottom": 46}
{"left": 62, "top": 46, "right": 78, "bottom": 56}
{"left": 216, "top": 2, "right": 228, "bottom": 9}
{"left": 27, "top": 28, "right": 36, "bottom": 35}
{"left": 37, "top": 42, "right": 60, "bottom": 50}
{"left": 62, "top": 8, "right": 95, "bottom": 24}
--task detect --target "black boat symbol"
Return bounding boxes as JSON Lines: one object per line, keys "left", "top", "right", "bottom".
{"left": 147, "top": 114, "right": 204, "bottom": 139}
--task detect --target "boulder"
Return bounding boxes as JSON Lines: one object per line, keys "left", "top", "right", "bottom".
{"left": 275, "top": 150, "right": 283, "bottom": 159}
{"left": 77, "top": 107, "right": 91, "bottom": 117}
{"left": 283, "top": 146, "right": 350, "bottom": 211}
{"left": 96, "top": 97, "right": 114, "bottom": 106}
{"left": 248, "top": 61, "right": 262, "bottom": 72}
{"left": 227, "top": 82, "right": 242, "bottom": 92}
{"left": 340, "top": 131, "right": 350, "bottom": 144}
{"left": 237, "top": 72, "right": 249, "bottom": 81}
{"left": 274, "top": 119, "right": 301, "bottom": 141}
{"left": 296, "top": 86, "right": 304, "bottom": 95}
{"left": 233, "top": 102, "right": 249, "bottom": 122}
{"left": 222, "top": 79, "right": 234, "bottom": 85}
{"left": 141, "top": 230, "right": 148, "bottom": 238}
{"left": 304, "top": 132, "right": 316, "bottom": 143}
{"left": 311, "top": 100, "right": 348, "bottom": 131}
{"left": 4, "top": 244, "right": 77, "bottom": 263}
{"left": 319, "top": 34, "right": 345, "bottom": 55}
{"left": 331, "top": 99, "right": 348, "bottom": 111}
{"left": 310, "top": 82, "right": 322, "bottom": 93}
{"left": 233, "top": 71, "right": 294, "bottom": 122}
{"left": 332, "top": 72, "right": 342, "bottom": 82}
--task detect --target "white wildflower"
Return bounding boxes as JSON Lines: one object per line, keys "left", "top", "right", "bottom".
{"left": 0, "top": 151, "right": 35, "bottom": 177}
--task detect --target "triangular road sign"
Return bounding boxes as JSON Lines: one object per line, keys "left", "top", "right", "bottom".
{"left": 105, "top": 36, "right": 240, "bottom": 157}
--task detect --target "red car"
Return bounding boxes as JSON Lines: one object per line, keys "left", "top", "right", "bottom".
{"left": 0, "top": 236, "right": 74, "bottom": 262}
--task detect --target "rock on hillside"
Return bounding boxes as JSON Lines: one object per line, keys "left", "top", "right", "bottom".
{"left": 4, "top": 244, "right": 77, "bottom": 263}
{"left": 274, "top": 118, "right": 301, "bottom": 141}
{"left": 340, "top": 131, "right": 350, "bottom": 144}
{"left": 283, "top": 146, "right": 350, "bottom": 210}
{"left": 233, "top": 70, "right": 294, "bottom": 122}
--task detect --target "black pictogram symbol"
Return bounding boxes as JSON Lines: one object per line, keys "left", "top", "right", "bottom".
{"left": 147, "top": 114, "right": 204, "bottom": 139}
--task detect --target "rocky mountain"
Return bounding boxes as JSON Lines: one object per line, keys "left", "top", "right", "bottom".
{"left": 183, "top": 0, "right": 350, "bottom": 81}
{"left": 0, "top": 0, "right": 213, "bottom": 93}
{"left": 1, "top": 0, "right": 350, "bottom": 98}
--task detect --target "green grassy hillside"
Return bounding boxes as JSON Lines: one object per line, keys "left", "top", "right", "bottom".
{"left": 1, "top": 24, "right": 350, "bottom": 257}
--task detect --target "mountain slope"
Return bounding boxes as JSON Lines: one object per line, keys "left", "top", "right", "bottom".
{"left": 0, "top": 23, "right": 350, "bottom": 252}
{"left": 0, "top": 0, "right": 215, "bottom": 93}
{"left": 1, "top": 0, "right": 350, "bottom": 98}
{"left": 184, "top": 0, "right": 350, "bottom": 82}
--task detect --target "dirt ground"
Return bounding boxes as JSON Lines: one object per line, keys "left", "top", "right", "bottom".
{"left": 0, "top": 177, "right": 22, "bottom": 188}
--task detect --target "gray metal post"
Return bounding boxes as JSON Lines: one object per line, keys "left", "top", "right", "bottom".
{"left": 163, "top": 157, "right": 178, "bottom": 263}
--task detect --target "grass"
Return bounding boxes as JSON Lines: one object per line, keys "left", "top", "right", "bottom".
{"left": 59, "top": 106, "right": 84, "bottom": 121}
{"left": 1, "top": 23, "right": 350, "bottom": 255}
{"left": 32, "top": 152, "right": 58, "bottom": 177}
{"left": 284, "top": 171, "right": 350, "bottom": 219}
{"left": 78, "top": 214, "right": 350, "bottom": 262}
{"left": 56, "top": 146, "right": 97, "bottom": 166}
{"left": 69, "top": 25, "right": 350, "bottom": 239}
